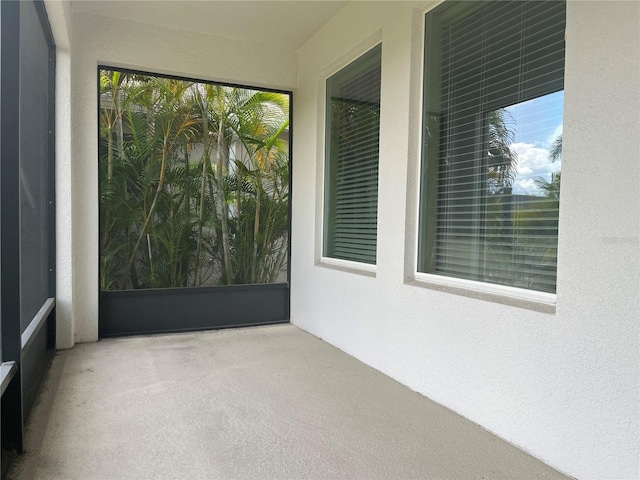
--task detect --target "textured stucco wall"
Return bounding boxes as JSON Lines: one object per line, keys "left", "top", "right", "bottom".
{"left": 60, "top": 11, "right": 297, "bottom": 345}
{"left": 292, "top": 1, "right": 639, "bottom": 479}
{"left": 49, "top": 1, "right": 639, "bottom": 478}
{"left": 44, "top": 0, "right": 73, "bottom": 349}
{"left": 54, "top": 47, "right": 73, "bottom": 350}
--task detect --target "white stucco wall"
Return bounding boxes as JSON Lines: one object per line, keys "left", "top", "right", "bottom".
{"left": 44, "top": 0, "right": 74, "bottom": 349}
{"left": 48, "top": 1, "right": 639, "bottom": 478}
{"left": 57, "top": 11, "right": 297, "bottom": 345}
{"left": 292, "top": 2, "right": 639, "bottom": 479}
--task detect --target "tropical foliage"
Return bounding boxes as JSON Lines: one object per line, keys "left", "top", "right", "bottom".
{"left": 487, "top": 108, "right": 518, "bottom": 195}
{"left": 99, "top": 70, "right": 289, "bottom": 290}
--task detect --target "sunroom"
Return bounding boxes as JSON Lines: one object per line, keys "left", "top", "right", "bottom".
{"left": 1, "top": 1, "right": 638, "bottom": 479}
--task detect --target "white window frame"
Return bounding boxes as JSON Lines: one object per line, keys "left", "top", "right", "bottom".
{"left": 315, "top": 34, "right": 382, "bottom": 276}
{"left": 410, "top": 0, "right": 564, "bottom": 308}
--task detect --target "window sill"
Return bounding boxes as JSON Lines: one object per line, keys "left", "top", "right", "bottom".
{"left": 410, "top": 272, "right": 556, "bottom": 313}
{"left": 1, "top": 362, "right": 17, "bottom": 396}
{"left": 317, "top": 257, "right": 377, "bottom": 277}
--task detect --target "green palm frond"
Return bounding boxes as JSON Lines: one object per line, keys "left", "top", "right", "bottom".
{"left": 99, "top": 69, "right": 290, "bottom": 289}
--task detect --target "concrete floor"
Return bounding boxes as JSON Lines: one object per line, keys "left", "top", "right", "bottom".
{"left": 8, "top": 324, "right": 570, "bottom": 480}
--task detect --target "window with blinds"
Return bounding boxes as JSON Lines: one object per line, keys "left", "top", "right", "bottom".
{"left": 418, "top": 1, "right": 565, "bottom": 294}
{"left": 324, "top": 44, "right": 381, "bottom": 265}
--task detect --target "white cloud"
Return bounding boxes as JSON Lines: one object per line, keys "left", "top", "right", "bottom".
{"left": 510, "top": 142, "right": 560, "bottom": 195}
{"left": 518, "top": 165, "right": 533, "bottom": 176}
{"left": 516, "top": 177, "right": 538, "bottom": 194}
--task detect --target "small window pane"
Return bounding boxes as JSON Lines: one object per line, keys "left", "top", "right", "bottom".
{"left": 324, "top": 44, "right": 381, "bottom": 265}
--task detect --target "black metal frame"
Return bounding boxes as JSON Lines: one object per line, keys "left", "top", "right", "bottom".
{"left": 1, "top": 0, "right": 24, "bottom": 458}
{"left": 97, "top": 66, "right": 292, "bottom": 337}
{"left": 1, "top": 1, "right": 56, "bottom": 475}
{"left": 100, "top": 284, "right": 289, "bottom": 337}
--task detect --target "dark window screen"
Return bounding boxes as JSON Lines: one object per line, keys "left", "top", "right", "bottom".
{"left": 19, "top": 0, "right": 52, "bottom": 331}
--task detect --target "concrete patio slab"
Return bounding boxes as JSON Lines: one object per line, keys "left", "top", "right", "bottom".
{"left": 8, "top": 324, "right": 570, "bottom": 480}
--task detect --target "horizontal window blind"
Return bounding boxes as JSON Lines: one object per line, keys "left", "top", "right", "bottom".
{"left": 324, "top": 45, "right": 381, "bottom": 265}
{"left": 419, "top": 1, "right": 565, "bottom": 294}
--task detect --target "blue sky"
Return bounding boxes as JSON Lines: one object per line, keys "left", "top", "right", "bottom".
{"left": 504, "top": 90, "right": 564, "bottom": 195}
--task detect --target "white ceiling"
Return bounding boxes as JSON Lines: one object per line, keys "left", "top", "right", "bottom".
{"left": 71, "top": 0, "right": 348, "bottom": 50}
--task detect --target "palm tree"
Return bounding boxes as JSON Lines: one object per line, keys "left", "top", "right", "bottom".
{"left": 226, "top": 90, "right": 290, "bottom": 283}
{"left": 99, "top": 70, "right": 290, "bottom": 290}
{"left": 549, "top": 133, "right": 562, "bottom": 163}
{"left": 534, "top": 133, "right": 562, "bottom": 200}
{"left": 535, "top": 171, "right": 561, "bottom": 200}
{"left": 487, "top": 108, "right": 518, "bottom": 194}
